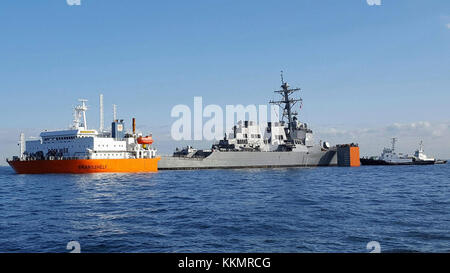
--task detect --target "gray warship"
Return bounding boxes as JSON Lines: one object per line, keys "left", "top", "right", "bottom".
{"left": 158, "top": 76, "right": 359, "bottom": 170}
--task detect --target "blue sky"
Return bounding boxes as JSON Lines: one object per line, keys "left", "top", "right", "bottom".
{"left": 0, "top": 0, "right": 449, "bottom": 161}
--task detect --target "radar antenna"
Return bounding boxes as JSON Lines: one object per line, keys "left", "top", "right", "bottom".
{"left": 269, "top": 72, "right": 302, "bottom": 142}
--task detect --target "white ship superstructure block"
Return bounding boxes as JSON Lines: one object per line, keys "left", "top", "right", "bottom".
{"left": 21, "top": 98, "right": 157, "bottom": 161}
{"left": 266, "top": 122, "right": 288, "bottom": 148}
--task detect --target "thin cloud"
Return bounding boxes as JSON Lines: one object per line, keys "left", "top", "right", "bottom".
{"left": 315, "top": 121, "right": 450, "bottom": 159}
{"left": 440, "top": 15, "right": 450, "bottom": 29}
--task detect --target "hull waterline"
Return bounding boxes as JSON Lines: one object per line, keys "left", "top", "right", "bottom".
{"left": 158, "top": 150, "right": 339, "bottom": 170}
{"left": 7, "top": 158, "right": 160, "bottom": 174}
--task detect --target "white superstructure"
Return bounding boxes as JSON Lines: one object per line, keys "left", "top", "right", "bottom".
{"left": 215, "top": 118, "right": 316, "bottom": 152}
{"left": 22, "top": 97, "right": 157, "bottom": 161}
{"left": 413, "top": 141, "right": 435, "bottom": 163}
{"left": 378, "top": 138, "right": 412, "bottom": 164}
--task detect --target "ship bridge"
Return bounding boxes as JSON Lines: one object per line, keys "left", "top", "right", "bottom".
{"left": 40, "top": 129, "right": 98, "bottom": 142}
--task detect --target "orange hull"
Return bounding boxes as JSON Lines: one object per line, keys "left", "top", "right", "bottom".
{"left": 7, "top": 158, "right": 160, "bottom": 174}
{"left": 349, "top": 147, "right": 361, "bottom": 167}
{"left": 337, "top": 145, "right": 361, "bottom": 167}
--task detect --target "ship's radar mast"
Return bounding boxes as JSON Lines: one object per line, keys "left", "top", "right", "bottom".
{"left": 269, "top": 71, "right": 303, "bottom": 142}
{"left": 391, "top": 137, "right": 397, "bottom": 152}
{"left": 72, "top": 99, "right": 88, "bottom": 129}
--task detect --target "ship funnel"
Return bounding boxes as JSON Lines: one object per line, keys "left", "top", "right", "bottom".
{"left": 132, "top": 118, "right": 136, "bottom": 134}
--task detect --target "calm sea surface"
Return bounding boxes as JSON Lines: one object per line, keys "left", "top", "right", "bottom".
{"left": 0, "top": 164, "right": 449, "bottom": 253}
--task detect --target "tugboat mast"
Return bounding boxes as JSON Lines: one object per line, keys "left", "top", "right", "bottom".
{"left": 418, "top": 140, "right": 424, "bottom": 152}
{"left": 269, "top": 71, "right": 302, "bottom": 142}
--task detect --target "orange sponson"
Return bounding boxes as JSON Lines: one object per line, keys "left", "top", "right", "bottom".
{"left": 137, "top": 136, "right": 153, "bottom": 145}
{"left": 7, "top": 158, "right": 160, "bottom": 174}
{"left": 349, "top": 146, "right": 361, "bottom": 167}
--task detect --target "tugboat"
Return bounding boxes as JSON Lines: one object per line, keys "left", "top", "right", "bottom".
{"left": 361, "top": 139, "right": 445, "bottom": 166}
{"left": 412, "top": 141, "right": 435, "bottom": 165}
{"left": 360, "top": 138, "right": 414, "bottom": 165}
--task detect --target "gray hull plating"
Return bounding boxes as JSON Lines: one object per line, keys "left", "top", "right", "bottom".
{"left": 158, "top": 148, "right": 337, "bottom": 170}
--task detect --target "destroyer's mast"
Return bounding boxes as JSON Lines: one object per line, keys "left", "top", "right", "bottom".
{"left": 269, "top": 71, "right": 303, "bottom": 142}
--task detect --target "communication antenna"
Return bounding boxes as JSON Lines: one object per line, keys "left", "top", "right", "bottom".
{"left": 99, "top": 94, "right": 104, "bottom": 132}
{"left": 391, "top": 137, "right": 397, "bottom": 152}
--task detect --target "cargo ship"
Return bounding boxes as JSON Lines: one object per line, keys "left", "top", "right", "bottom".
{"left": 7, "top": 96, "right": 160, "bottom": 174}
{"left": 158, "top": 75, "right": 360, "bottom": 170}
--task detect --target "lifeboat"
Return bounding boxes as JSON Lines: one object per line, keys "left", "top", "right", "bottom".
{"left": 137, "top": 136, "right": 153, "bottom": 145}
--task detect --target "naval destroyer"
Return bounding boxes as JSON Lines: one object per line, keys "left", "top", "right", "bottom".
{"left": 158, "top": 75, "right": 360, "bottom": 170}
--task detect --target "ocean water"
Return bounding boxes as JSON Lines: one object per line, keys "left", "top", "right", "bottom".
{"left": 0, "top": 164, "right": 449, "bottom": 253}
